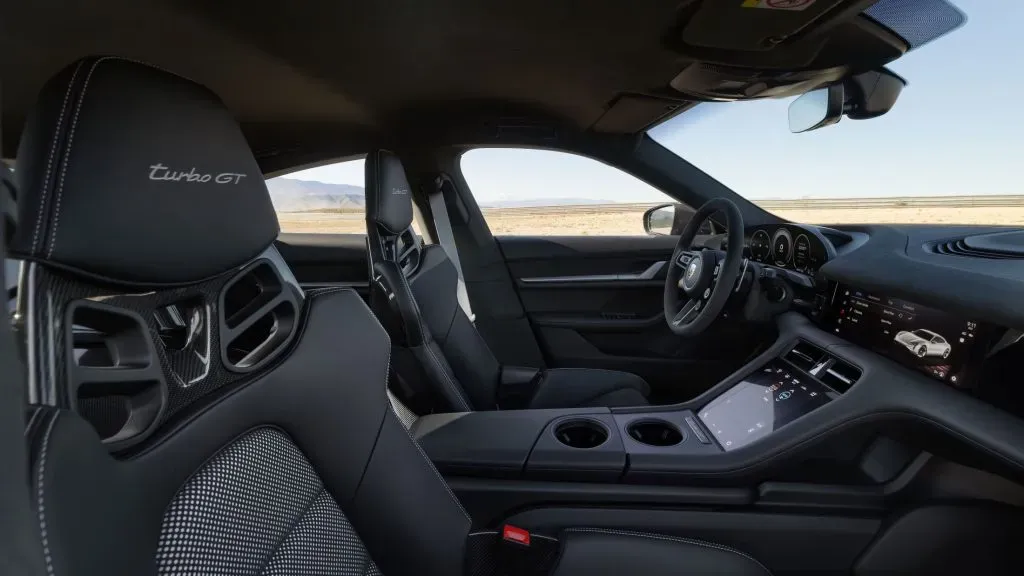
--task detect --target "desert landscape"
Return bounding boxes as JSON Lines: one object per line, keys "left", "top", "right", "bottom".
{"left": 268, "top": 178, "right": 1024, "bottom": 235}
{"left": 276, "top": 199, "right": 1024, "bottom": 236}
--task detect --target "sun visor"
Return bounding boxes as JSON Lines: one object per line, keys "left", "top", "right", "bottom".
{"left": 681, "top": 0, "right": 857, "bottom": 52}
{"left": 663, "top": 0, "right": 938, "bottom": 102}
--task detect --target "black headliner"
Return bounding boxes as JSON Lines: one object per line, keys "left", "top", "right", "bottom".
{"left": 2, "top": 0, "right": 697, "bottom": 168}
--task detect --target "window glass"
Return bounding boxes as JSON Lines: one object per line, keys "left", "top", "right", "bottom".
{"left": 266, "top": 158, "right": 367, "bottom": 234}
{"left": 460, "top": 148, "right": 680, "bottom": 236}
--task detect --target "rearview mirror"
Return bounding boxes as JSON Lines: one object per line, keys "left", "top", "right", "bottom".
{"left": 643, "top": 203, "right": 693, "bottom": 236}
{"left": 788, "top": 85, "right": 844, "bottom": 133}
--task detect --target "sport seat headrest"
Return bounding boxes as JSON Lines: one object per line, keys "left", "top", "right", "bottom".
{"left": 10, "top": 56, "right": 279, "bottom": 285}
{"left": 365, "top": 150, "right": 414, "bottom": 235}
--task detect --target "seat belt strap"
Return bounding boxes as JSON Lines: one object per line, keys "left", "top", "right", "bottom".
{"left": 427, "top": 176, "right": 475, "bottom": 322}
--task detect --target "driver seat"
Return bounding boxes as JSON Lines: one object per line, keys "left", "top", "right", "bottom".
{"left": 365, "top": 150, "right": 650, "bottom": 412}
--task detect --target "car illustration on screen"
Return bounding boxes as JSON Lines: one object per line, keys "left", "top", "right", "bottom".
{"left": 894, "top": 329, "right": 952, "bottom": 359}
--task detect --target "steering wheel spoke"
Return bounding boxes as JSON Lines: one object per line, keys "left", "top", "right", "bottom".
{"left": 672, "top": 299, "right": 702, "bottom": 326}
{"left": 674, "top": 250, "right": 700, "bottom": 268}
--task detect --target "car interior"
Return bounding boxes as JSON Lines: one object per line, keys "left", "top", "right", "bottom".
{"left": 4, "top": 1, "right": 1024, "bottom": 575}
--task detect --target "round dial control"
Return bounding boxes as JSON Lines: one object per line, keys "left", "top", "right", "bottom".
{"left": 749, "top": 230, "right": 771, "bottom": 262}
{"left": 772, "top": 228, "right": 793, "bottom": 266}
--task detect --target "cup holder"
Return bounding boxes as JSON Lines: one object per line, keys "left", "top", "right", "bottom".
{"left": 554, "top": 419, "right": 609, "bottom": 449}
{"left": 628, "top": 419, "right": 684, "bottom": 447}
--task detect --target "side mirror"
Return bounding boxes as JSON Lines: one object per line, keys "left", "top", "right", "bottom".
{"left": 643, "top": 203, "right": 693, "bottom": 236}
{"left": 788, "top": 84, "right": 844, "bottom": 133}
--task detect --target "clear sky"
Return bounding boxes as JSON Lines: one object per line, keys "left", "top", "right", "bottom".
{"left": 280, "top": 0, "right": 1019, "bottom": 202}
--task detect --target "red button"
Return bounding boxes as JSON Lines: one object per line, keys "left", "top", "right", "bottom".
{"left": 502, "top": 524, "right": 531, "bottom": 546}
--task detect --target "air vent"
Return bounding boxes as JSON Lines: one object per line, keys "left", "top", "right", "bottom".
{"left": 784, "top": 339, "right": 861, "bottom": 393}
{"left": 784, "top": 341, "right": 827, "bottom": 372}
{"left": 817, "top": 358, "right": 861, "bottom": 393}
{"left": 928, "top": 231, "right": 1024, "bottom": 260}
{"left": 219, "top": 260, "right": 300, "bottom": 372}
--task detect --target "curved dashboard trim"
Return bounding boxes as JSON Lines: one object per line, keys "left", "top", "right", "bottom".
{"left": 613, "top": 313, "right": 1024, "bottom": 483}
{"left": 820, "top": 225, "right": 1024, "bottom": 330}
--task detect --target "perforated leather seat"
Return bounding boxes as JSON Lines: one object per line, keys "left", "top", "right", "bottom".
{"left": 364, "top": 150, "right": 651, "bottom": 413}
{"left": 9, "top": 58, "right": 770, "bottom": 576}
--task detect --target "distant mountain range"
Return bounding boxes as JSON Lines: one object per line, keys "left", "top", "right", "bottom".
{"left": 266, "top": 179, "right": 366, "bottom": 212}
{"left": 266, "top": 178, "right": 614, "bottom": 212}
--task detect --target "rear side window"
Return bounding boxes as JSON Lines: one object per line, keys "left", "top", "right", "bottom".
{"left": 266, "top": 158, "right": 366, "bottom": 234}
{"left": 460, "top": 148, "right": 682, "bottom": 236}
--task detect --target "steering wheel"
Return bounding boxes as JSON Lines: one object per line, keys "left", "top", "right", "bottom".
{"left": 664, "top": 197, "right": 745, "bottom": 336}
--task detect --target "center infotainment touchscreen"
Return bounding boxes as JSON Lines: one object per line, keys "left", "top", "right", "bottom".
{"left": 828, "top": 285, "right": 986, "bottom": 386}
{"left": 698, "top": 360, "right": 838, "bottom": 451}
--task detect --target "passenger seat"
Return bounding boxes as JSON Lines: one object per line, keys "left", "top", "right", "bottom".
{"left": 364, "top": 150, "right": 651, "bottom": 413}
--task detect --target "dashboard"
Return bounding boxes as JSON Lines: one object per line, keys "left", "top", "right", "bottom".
{"left": 695, "top": 218, "right": 1024, "bottom": 480}
{"left": 718, "top": 221, "right": 1017, "bottom": 398}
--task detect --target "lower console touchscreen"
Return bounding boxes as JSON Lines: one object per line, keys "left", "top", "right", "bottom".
{"left": 698, "top": 360, "right": 839, "bottom": 451}
{"left": 827, "top": 284, "right": 989, "bottom": 386}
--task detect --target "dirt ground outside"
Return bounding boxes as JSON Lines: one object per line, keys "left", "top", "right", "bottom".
{"left": 277, "top": 201, "right": 1024, "bottom": 236}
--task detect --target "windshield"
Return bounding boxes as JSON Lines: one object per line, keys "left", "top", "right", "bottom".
{"left": 648, "top": 0, "right": 1021, "bottom": 226}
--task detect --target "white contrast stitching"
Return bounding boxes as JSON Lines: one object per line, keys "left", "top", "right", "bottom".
{"left": 24, "top": 406, "right": 44, "bottom": 436}
{"left": 36, "top": 411, "right": 60, "bottom": 576}
{"left": 45, "top": 56, "right": 194, "bottom": 258}
{"left": 33, "top": 61, "right": 83, "bottom": 254}
{"left": 48, "top": 56, "right": 111, "bottom": 258}
{"left": 563, "top": 528, "right": 772, "bottom": 575}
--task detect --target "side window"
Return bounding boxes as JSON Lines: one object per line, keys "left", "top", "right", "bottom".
{"left": 460, "top": 148, "right": 684, "bottom": 236}
{"left": 266, "top": 158, "right": 367, "bottom": 234}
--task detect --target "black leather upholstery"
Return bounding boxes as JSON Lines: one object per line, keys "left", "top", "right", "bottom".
{"left": 13, "top": 58, "right": 771, "bottom": 576}
{"left": 365, "top": 149, "right": 415, "bottom": 234}
{"left": 552, "top": 529, "right": 771, "bottom": 576}
{"left": 16, "top": 58, "right": 468, "bottom": 576}
{"left": 10, "top": 56, "right": 279, "bottom": 285}
{"left": 364, "top": 150, "right": 651, "bottom": 413}
{"left": 0, "top": 215, "right": 46, "bottom": 576}
{"left": 529, "top": 369, "right": 649, "bottom": 409}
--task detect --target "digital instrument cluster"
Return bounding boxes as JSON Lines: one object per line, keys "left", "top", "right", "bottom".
{"left": 746, "top": 225, "right": 830, "bottom": 274}
{"left": 826, "top": 284, "right": 991, "bottom": 387}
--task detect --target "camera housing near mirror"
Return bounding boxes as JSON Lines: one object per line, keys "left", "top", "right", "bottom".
{"left": 788, "top": 68, "right": 907, "bottom": 134}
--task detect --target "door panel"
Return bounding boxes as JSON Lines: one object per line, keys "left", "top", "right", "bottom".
{"left": 275, "top": 233, "right": 369, "bottom": 298}
{"left": 499, "top": 235, "right": 762, "bottom": 402}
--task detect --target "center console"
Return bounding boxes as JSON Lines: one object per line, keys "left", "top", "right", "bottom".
{"left": 414, "top": 319, "right": 862, "bottom": 483}
{"left": 410, "top": 313, "right": 1024, "bottom": 576}
{"left": 414, "top": 310, "right": 1024, "bottom": 494}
